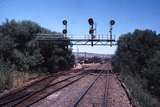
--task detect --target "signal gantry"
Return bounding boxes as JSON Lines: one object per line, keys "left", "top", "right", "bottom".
{"left": 36, "top": 18, "right": 117, "bottom": 46}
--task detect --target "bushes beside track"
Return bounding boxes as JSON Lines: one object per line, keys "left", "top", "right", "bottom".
{"left": 0, "top": 19, "right": 75, "bottom": 72}
{"left": 112, "top": 29, "right": 160, "bottom": 107}
{"left": 0, "top": 19, "right": 75, "bottom": 91}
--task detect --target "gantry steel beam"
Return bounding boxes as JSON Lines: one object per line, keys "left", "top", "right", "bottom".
{"left": 35, "top": 34, "right": 117, "bottom": 46}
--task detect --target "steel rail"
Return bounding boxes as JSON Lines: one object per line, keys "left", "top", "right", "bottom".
{"left": 71, "top": 71, "right": 103, "bottom": 107}
{"left": 13, "top": 73, "right": 87, "bottom": 107}
{"left": 0, "top": 74, "right": 57, "bottom": 105}
{"left": 0, "top": 72, "right": 85, "bottom": 107}
{"left": 0, "top": 71, "right": 76, "bottom": 103}
{"left": 102, "top": 71, "right": 108, "bottom": 107}
{"left": 102, "top": 71, "right": 111, "bottom": 107}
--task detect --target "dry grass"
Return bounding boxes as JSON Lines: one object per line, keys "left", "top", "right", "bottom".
{"left": 11, "top": 71, "right": 40, "bottom": 88}
{"left": 0, "top": 70, "right": 44, "bottom": 93}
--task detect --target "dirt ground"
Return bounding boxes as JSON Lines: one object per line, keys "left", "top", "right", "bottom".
{"left": 30, "top": 64, "right": 133, "bottom": 107}
{"left": 0, "top": 63, "right": 133, "bottom": 107}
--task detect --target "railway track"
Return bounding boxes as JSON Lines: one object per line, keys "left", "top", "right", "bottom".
{"left": 0, "top": 70, "right": 77, "bottom": 104}
{"left": 0, "top": 64, "right": 111, "bottom": 107}
{"left": 69, "top": 68, "right": 111, "bottom": 107}
{"left": 70, "top": 71, "right": 104, "bottom": 107}
{"left": 0, "top": 71, "right": 86, "bottom": 107}
{"left": 103, "top": 71, "right": 110, "bottom": 107}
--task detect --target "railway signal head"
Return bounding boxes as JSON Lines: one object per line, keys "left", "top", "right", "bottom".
{"left": 89, "top": 28, "right": 94, "bottom": 34}
{"left": 110, "top": 20, "right": 115, "bottom": 26}
{"left": 62, "top": 29, "right": 67, "bottom": 34}
{"left": 88, "top": 18, "right": 94, "bottom": 26}
{"left": 62, "top": 20, "right": 67, "bottom": 25}
{"left": 62, "top": 19, "right": 68, "bottom": 36}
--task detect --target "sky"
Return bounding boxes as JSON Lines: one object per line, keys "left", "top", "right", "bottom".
{"left": 0, "top": 0, "right": 160, "bottom": 54}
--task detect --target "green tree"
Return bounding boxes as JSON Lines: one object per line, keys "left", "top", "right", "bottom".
{"left": 112, "top": 29, "right": 160, "bottom": 98}
{"left": 0, "top": 19, "right": 75, "bottom": 73}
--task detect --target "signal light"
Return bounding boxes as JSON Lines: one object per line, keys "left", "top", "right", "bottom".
{"left": 62, "top": 29, "right": 67, "bottom": 34}
{"left": 89, "top": 29, "right": 94, "bottom": 34}
{"left": 88, "top": 18, "right": 94, "bottom": 25}
{"left": 110, "top": 20, "right": 115, "bottom": 26}
{"left": 62, "top": 20, "right": 67, "bottom": 25}
{"left": 62, "top": 19, "right": 68, "bottom": 36}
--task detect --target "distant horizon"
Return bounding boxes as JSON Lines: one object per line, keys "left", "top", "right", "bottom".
{"left": 73, "top": 51, "right": 114, "bottom": 55}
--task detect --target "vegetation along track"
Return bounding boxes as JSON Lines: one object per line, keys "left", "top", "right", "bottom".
{"left": 0, "top": 71, "right": 86, "bottom": 107}
{"left": 70, "top": 70, "right": 104, "bottom": 107}
{"left": 0, "top": 71, "right": 76, "bottom": 102}
{"left": 0, "top": 74, "right": 56, "bottom": 105}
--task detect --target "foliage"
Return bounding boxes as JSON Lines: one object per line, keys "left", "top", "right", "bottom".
{"left": 0, "top": 19, "right": 75, "bottom": 73}
{"left": 145, "top": 50, "right": 160, "bottom": 96}
{"left": 120, "top": 72, "right": 160, "bottom": 107}
{"left": 112, "top": 29, "right": 160, "bottom": 102}
{"left": 0, "top": 61, "right": 12, "bottom": 91}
